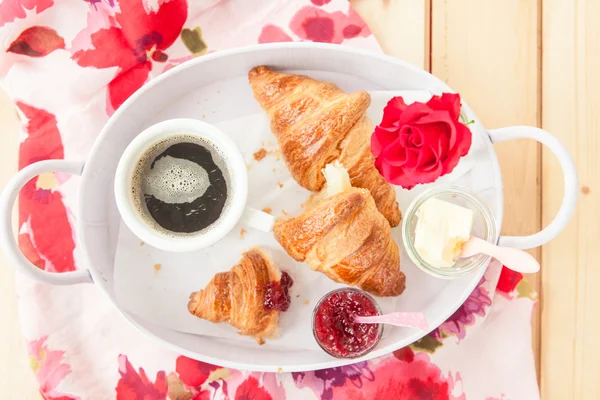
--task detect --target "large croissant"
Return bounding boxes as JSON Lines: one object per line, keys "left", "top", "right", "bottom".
{"left": 273, "top": 172, "right": 406, "bottom": 297}
{"left": 187, "top": 248, "right": 284, "bottom": 344}
{"left": 249, "top": 66, "right": 401, "bottom": 227}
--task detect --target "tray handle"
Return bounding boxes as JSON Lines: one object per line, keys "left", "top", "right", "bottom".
{"left": 0, "top": 160, "right": 92, "bottom": 285}
{"left": 489, "top": 126, "right": 578, "bottom": 249}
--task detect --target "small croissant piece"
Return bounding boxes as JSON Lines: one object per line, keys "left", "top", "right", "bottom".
{"left": 248, "top": 65, "right": 401, "bottom": 227}
{"left": 188, "top": 248, "right": 283, "bottom": 344}
{"left": 274, "top": 187, "right": 406, "bottom": 297}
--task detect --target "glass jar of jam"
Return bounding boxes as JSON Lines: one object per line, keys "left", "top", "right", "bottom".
{"left": 312, "top": 288, "right": 383, "bottom": 358}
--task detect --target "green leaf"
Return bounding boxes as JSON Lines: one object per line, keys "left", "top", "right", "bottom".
{"left": 181, "top": 27, "right": 207, "bottom": 55}
{"left": 516, "top": 278, "right": 538, "bottom": 300}
{"left": 410, "top": 333, "right": 443, "bottom": 353}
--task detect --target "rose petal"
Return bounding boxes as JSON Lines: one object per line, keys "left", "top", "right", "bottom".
{"left": 381, "top": 138, "right": 408, "bottom": 167}
{"left": 404, "top": 148, "right": 420, "bottom": 169}
{"left": 387, "top": 96, "right": 409, "bottom": 111}
{"left": 414, "top": 122, "right": 446, "bottom": 158}
{"left": 377, "top": 123, "right": 401, "bottom": 133}
{"left": 371, "top": 127, "right": 399, "bottom": 157}
{"left": 441, "top": 151, "right": 461, "bottom": 174}
{"left": 414, "top": 162, "right": 444, "bottom": 184}
{"left": 454, "top": 124, "right": 473, "bottom": 157}
{"left": 380, "top": 162, "right": 417, "bottom": 189}
{"left": 414, "top": 110, "right": 454, "bottom": 125}
{"left": 408, "top": 127, "right": 424, "bottom": 148}
{"left": 401, "top": 160, "right": 438, "bottom": 187}
{"left": 397, "top": 103, "right": 432, "bottom": 126}
{"left": 380, "top": 96, "right": 408, "bottom": 126}
{"left": 437, "top": 132, "right": 450, "bottom": 159}
{"left": 416, "top": 145, "right": 439, "bottom": 171}
{"left": 414, "top": 111, "right": 457, "bottom": 147}
{"left": 426, "top": 93, "right": 461, "bottom": 121}
{"left": 398, "top": 125, "right": 413, "bottom": 147}
{"left": 374, "top": 156, "right": 384, "bottom": 173}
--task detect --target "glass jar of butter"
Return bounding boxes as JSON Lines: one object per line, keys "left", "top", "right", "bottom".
{"left": 401, "top": 186, "right": 498, "bottom": 278}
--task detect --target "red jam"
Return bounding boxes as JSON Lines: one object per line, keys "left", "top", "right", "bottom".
{"left": 313, "top": 289, "right": 381, "bottom": 358}
{"left": 264, "top": 272, "right": 293, "bottom": 311}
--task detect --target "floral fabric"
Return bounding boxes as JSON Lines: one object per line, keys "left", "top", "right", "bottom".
{"left": 0, "top": 0, "right": 540, "bottom": 399}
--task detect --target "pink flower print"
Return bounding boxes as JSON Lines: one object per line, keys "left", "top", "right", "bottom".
{"left": 330, "top": 353, "right": 456, "bottom": 400}
{"left": 0, "top": 0, "right": 54, "bottom": 28}
{"left": 258, "top": 25, "right": 293, "bottom": 44}
{"left": 72, "top": 0, "right": 188, "bottom": 113}
{"left": 115, "top": 355, "right": 168, "bottom": 400}
{"left": 175, "top": 355, "right": 220, "bottom": 387}
{"left": 17, "top": 102, "right": 76, "bottom": 274}
{"left": 85, "top": 0, "right": 116, "bottom": 7}
{"left": 289, "top": 5, "right": 370, "bottom": 43}
{"left": 27, "top": 336, "right": 77, "bottom": 400}
{"left": 435, "top": 277, "right": 492, "bottom": 340}
{"left": 293, "top": 362, "right": 374, "bottom": 400}
{"left": 234, "top": 376, "right": 272, "bottom": 400}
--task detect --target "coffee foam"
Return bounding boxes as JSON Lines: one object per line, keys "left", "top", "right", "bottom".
{"left": 131, "top": 134, "right": 235, "bottom": 238}
{"left": 143, "top": 156, "right": 210, "bottom": 204}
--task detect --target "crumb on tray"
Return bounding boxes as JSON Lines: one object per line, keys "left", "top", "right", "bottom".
{"left": 262, "top": 207, "right": 272, "bottom": 214}
{"left": 304, "top": 300, "right": 310, "bottom": 305}
{"left": 240, "top": 228, "right": 247, "bottom": 239}
{"left": 253, "top": 148, "right": 267, "bottom": 161}
{"left": 153, "top": 263, "right": 161, "bottom": 275}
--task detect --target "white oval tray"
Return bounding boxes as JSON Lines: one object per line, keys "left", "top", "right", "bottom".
{"left": 85, "top": 44, "right": 503, "bottom": 371}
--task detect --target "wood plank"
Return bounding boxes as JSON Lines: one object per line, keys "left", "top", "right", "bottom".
{"left": 431, "top": 0, "right": 542, "bottom": 378}
{"left": 541, "top": 0, "right": 600, "bottom": 398}
{"left": 351, "top": 0, "right": 428, "bottom": 69}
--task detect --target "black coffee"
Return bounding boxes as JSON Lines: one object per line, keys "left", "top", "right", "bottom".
{"left": 131, "top": 134, "right": 232, "bottom": 236}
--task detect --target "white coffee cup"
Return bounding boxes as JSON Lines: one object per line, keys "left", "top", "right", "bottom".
{"left": 114, "top": 118, "right": 275, "bottom": 252}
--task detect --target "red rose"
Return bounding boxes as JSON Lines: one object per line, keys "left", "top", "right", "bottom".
{"left": 371, "top": 93, "right": 472, "bottom": 189}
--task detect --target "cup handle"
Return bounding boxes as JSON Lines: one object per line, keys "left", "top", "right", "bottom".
{"left": 240, "top": 207, "right": 276, "bottom": 232}
{"left": 0, "top": 160, "right": 92, "bottom": 285}
{"left": 488, "top": 126, "right": 578, "bottom": 249}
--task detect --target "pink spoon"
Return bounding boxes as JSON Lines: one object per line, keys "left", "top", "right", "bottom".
{"left": 460, "top": 236, "right": 540, "bottom": 273}
{"left": 354, "top": 312, "right": 429, "bottom": 331}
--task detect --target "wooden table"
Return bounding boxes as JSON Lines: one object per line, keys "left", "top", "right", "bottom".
{"left": 0, "top": 1, "right": 597, "bottom": 397}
